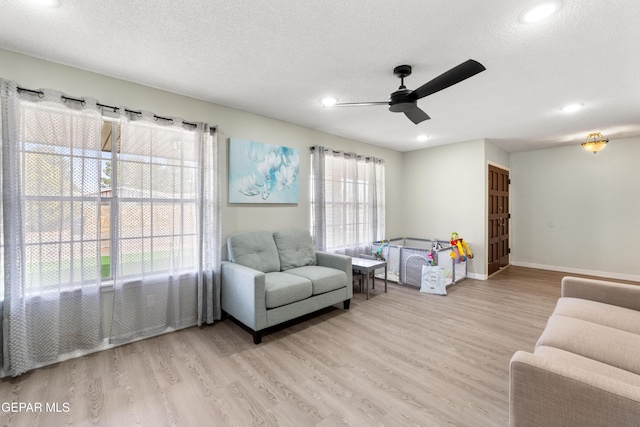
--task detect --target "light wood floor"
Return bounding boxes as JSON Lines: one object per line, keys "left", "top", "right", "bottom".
{"left": 0, "top": 267, "right": 574, "bottom": 426}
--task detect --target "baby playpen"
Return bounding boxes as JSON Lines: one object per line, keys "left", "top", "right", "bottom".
{"left": 371, "top": 237, "right": 468, "bottom": 288}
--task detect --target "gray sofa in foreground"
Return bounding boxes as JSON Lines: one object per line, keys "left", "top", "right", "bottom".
{"left": 510, "top": 276, "right": 640, "bottom": 427}
{"left": 221, "top": 229, "right": 352, "bottom": 344}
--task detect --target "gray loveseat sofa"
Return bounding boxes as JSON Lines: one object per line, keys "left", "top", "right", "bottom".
{"left": 221, "top": 229, "right": 352, "bottom": 344}
{"left": 510, "top": 276, "right": 640, "bottom": 426}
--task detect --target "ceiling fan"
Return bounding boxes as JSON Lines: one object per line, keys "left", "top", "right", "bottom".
{"left": 327, "top": 59, "right": 486, "bottom": 124}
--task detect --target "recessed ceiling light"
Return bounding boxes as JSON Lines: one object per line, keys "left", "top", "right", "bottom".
{"left": 320, "top": 97, "right": 338, "bottom": 107}
{"left": 29, "top": 0, "right": 60, "bottom": 6}
{"left": 561, "top": 104, "right": 582, "bottom": 113}
{"left": 417, "top": 134, "right": 429, "bottom": 142}
{"left": 520, "top": 1, "right": 560, "bottom": 23}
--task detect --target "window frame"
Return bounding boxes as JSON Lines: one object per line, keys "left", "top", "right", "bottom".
{"left": 18, "top": 113, "right": 202, "bottom": 292}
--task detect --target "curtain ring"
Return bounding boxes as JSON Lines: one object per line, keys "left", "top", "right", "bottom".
{"left": 61, "top": 96, "right": 86, "bottom": 106}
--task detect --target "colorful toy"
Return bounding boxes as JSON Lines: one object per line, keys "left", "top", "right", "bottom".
{"left": 428, "top": 240, "right": 441, "bottom": 265}
{"left": 449, "top": 232, "right": 474, "bottom": 263}
{"left": 460, "top": 239, "right": 473, "bottom": 259}
{"left": 450, "top": 245, "right": 462, "bottom": 263}
{"left": 373, "top": 240, "right": 389, "bottom": 261}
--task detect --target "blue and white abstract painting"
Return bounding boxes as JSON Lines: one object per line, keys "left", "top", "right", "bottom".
{"left": 229, "top": 138, "right": 300, "bottom": 203}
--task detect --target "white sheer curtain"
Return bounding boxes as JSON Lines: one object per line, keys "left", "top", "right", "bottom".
{"left": 109, "top": 110, "right": 220, "bottom": 344}
{"left": 198, "top": 127, "right": 221, "bottom": 325}
{"left": 1, "top": 80, "right": 221, "bottom": 374}
{"left": 310, "top": 145, "right": 385, "bottom": 256}
{"left": 0, "top": 89, "right": 4, "bottom": 371}
{"left": 1, "top": 80, "right": 103, "bottom": 376}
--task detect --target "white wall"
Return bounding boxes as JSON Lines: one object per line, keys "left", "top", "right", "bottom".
{"left": 0, "top": 49, "right": 404, "bottom": 244}
{"left": 485, "top": 139, "right": 510, "bottom": 169}
{"left": 401, "top": 139, "right": 487, "bottom": 278}
{"left": 511, "top": 137, "right": 640, "bottom": 281}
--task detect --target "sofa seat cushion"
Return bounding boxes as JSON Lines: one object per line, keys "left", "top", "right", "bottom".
{"left": 536, "top": 315, "right": 640, "bottom": 375}
{"left": 535, "top": 345, "right": 640, "bottom": 388}
{"left": 554, "top": 297, "right": 640, "bottom": 335}
{"left": 265, "top": 272, "right": 312, "bottom": 309}
{"left": 285, "top": 266, "right": 347, "bottom": 295}
{"left": 228, "top": 231, "right": 281, "bottom": 273}
{"left": 273, "top": 229, "right": 317, "bottom": 270}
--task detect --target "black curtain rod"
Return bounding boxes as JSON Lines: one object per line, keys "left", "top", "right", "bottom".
{"left": 309, "top": 146, "right": 384, "bottom": 163}
{"left": 16, "top": 86, "right": 199, "bottom": 128}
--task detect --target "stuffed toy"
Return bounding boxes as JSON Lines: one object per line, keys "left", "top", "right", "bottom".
{"left": 427, "top": 251, "right": 435, "bottom": 265}
{"left": 460, "top": 238, "right": 474, "bottom": 259}
{"left": 449, "top": 232, "right": 474, "bottom": 262}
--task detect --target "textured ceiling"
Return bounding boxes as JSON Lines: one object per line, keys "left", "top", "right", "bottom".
{"left": 1, "top": 0, "right": 639, "bottom": 152}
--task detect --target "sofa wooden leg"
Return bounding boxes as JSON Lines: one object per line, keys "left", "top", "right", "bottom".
{"left": 343, "top": 299, "right": 351, "bottom": 309}
{"left": 253, "top": 331, "right": 262, "bottom": 345}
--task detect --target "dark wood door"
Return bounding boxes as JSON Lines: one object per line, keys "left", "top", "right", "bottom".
{"left": 488, "top": 165, "right": 510, "bottom": 276}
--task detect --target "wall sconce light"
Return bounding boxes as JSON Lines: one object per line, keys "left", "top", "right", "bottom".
{"left": 581, "top": 132, "right": 609, "bottom": 154}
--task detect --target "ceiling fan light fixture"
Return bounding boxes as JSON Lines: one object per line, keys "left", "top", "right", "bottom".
{"left": 417, "top": 134, "right": 429, "bottom": 142}
{"left": 581, "top": 132, "right": 608, "bottom": 154}
{"left": 320, "top": 97, "right": 338, "bottom": 107}
{"left": 520, "top": 1, "right": 560, "bottom": 23}
{"left": 28, "top": 0, "right": 60, "bottom": 7}
{"left": 561, "top": 103, "right": 582, "bottom": 113}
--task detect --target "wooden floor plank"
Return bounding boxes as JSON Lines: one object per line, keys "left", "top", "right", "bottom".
{"left": 1, "top": 266, "right": 623, "bottom": 426}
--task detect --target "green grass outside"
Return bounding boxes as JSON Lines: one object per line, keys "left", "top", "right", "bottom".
{"left": 101, "top": 255, "right": 110, "bottom": 278}
{"left": 26, "top": 249, "right": 196, "bottom": 288}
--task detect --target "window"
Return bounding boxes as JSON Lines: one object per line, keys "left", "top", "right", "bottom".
{"left": 310, "top": 146, "right": 385, "bottom": 255}
{"left": 114, "top": 114, "right": 200, "bottom": 281}
{"left": 19, "top": 102, "right": 105, "bottom": 291}
{"left": 97, "top": 119, "right": 115, "bottom": 279}
{"left": 18, "top": 114, "right": 201, "bottom": 288}
{"left": 1, "top": 82, "right": 220, "bottom": 376}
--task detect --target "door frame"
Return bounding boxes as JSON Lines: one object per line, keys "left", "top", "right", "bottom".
{"left": 486, "top": 161, "right": 510, "bottom": 276}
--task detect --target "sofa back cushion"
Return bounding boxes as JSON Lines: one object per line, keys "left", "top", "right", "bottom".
{"left": 273, "top": 229, "right": 317, "bottom": 270}
{"left": 227, "top": 231, "right": 281, "bottom": 273}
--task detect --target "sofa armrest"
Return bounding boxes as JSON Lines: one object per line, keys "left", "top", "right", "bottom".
{"left": 316, "top": 251, "right": 353, "bottom": 299}
{"left": 561, "top": 276, "right": 640, "bottom": 311}
{"left": 510, "top": 351, "right": 640, "bottom": 427}
{"left": 221, "top": 261, "right": 267, "bottom": 331}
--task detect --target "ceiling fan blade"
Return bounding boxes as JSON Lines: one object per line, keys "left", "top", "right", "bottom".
{"left": 404, "top": 106, "right": 430, "bottom": 124}
{"left": 413, "top": 59, "right": 486, "bottom": 100}
{"left": 330, "top": 101, "right": 389, "bottom": 107}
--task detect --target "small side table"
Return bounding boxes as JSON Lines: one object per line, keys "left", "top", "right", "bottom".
{"left": 351, "top": 258, "right": 387, "bottom": 300}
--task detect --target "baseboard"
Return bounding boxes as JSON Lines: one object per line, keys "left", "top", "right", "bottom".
{"left": 511, "top": 261, "right": 640, "bottom": 283}
{"left": 467, "top": 272, "right": 487, "bottom": 281}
